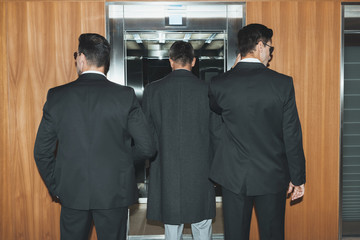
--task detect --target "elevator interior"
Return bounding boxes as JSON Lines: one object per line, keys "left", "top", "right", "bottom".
{"left": 106, "top": 3, "right": 244, "bottom": 204}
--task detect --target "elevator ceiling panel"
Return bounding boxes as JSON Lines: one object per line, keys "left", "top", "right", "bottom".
{"left": 126, "top": 41, "right": 142, "bottom": 50}
{"left": 205, "top": 41, "right": 225, "bottom": 50}
{"left": 125, "top": 31, "right": 225, "bottom": 58}
{"left": 106, "top": 2, "right": 244, "bottom": 85}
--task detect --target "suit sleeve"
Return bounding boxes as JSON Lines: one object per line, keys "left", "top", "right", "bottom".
{"left": 142, "top": 85, "right": 159, "bottom": 162}
{"left": 209, "top": 111, "right": 223, "bottom": 165}
{"left": 34, "top": 90, "right": 58, "bottom": 197}
{"left": 127, "top": 89, "right": 156, "bottom": 162}
{"left": 208, "top": 80, "right": 223, "bottom": 115}
{"left": 283, "top": 78, "right": 306, "bottom": 186}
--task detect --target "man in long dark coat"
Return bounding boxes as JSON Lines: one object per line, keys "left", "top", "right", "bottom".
{"left": 143, "top": 41, "right": 219, "bottom": 240}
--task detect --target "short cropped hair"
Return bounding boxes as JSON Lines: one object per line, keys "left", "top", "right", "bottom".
{"left": 169, "top": 41, "right": 195, "bottom": 66}
{"left": 78, "top": 33, "right": 111, "bottom": 74}
{"left": 237, "top": 24, "right": 273, "bottom": 57}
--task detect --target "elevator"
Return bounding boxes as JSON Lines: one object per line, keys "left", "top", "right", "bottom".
{"left": 106, "top": 2, "right": 245, "bottom": 237}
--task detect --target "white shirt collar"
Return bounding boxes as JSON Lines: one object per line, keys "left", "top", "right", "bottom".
{"left": 240, "top": 58, "right": 261, "bottom": 63}
{"left": 81, "top": 70, "right": 106, "bottom": 77}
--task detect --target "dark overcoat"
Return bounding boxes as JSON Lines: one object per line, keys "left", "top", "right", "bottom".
{"left": 143, "top": 69, "right": 218, "bottom": 224}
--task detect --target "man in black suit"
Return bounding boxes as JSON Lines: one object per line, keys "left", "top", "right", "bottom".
{"left": 34, "top": 33, "right": 156, "bottom": 240}
{"left": 143, "top": 41, "right": 219, "bottom": 240}
{"left": 209, "top": 24, "right": 306, "bottom": 240}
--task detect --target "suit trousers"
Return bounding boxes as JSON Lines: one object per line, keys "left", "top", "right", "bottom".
{"left": 60, "top": 206, "right": 128, "bottom": 240}
{"left": 164, "top": 219, "right": 212, "bottom": 240}
{"left": 222, "top": 187, "right": 286, "bottom": 240}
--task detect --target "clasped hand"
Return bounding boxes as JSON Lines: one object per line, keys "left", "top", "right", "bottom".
{"left": 287, "top": 182, "right": 305, "bottom": 201}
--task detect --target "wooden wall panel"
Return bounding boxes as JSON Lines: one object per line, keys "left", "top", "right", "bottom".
{"left": 247, "top": 1, "right": 341, "bottom": 240}
{"left": 80, "top": 2, "right": 106, "bottom": 33}
{"left": 4, "top": 0, "right": 104, "bottom": 2}
{"left": 1, "top": 0, "right": 342, "bottom": 239}
{"left": 27, "top": 3, "right": 61, "bottom": 239}
{"left": 0, "top": 2, "right": 12, "bottom": 240}
{"left": 2, "top": 2, "right": 105, "bottom": 240}
{"left": 6, "top": 3, "right": 36, "bottom": 239}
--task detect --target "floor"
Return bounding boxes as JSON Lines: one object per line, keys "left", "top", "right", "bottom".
{"left": 128, "top": 203, "right": 224, "bottom": 237}
{"left": 128, "top": 203, "right": 360, "bottom": 240}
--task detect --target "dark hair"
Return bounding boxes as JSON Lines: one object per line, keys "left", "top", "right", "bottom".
{"left": 237, "top": 24, "right": 273, "bottom": 57}
{"left": 78, "top": 33, "right": 111, "bottom": 74}
{"left": 169, "top": 41, "right": 195, "bottom": 66}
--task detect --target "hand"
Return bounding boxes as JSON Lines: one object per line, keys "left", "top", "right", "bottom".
{"left": 232, "top": 53, "right": 241, "bottom": 69}
{"left": 287, "top": 182, "right": 305, "bottom": 201}
{"left": 52, "top": 195, "right": 61, "bottom": 203}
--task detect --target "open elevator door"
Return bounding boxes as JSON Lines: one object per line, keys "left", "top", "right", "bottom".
{"left": 106, "top": 3, "right": 245, "bottom": 202}
{"left": 126, "top": 31, "right": 226, "bottom": 100}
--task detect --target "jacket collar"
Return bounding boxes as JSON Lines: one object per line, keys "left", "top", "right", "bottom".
{"left": 76, "top": 72, "right": 108, "bottom": 82}
{"left": 170, "top": 69, "right": 194, "bottom": 77}
{"left": 82, "top": 70, "right": 106, "bottom": 77}
{"left": 233, "top": 62, "right": 266, "bottom": 71}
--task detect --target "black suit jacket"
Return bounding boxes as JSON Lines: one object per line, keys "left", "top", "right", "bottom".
{"left": 34, "top": 73, "right": 156, "bottom": 210}
{"left": 209, "top": 62, "right": 306, "bottom": 196}
{"left": 143, "top": 69, "right": 218, "bottom": 224}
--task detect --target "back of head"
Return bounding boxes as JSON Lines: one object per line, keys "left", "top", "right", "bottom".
{"left": 78, "top": 33, "right": 111, "bottom": 74}
{"left": 169, "top": 41, "right": 195, "bottom": 66}
{"left": 237, "top": 24, "right": 273, "bottom": 57}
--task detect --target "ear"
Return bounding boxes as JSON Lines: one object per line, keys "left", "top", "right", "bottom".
{"left": 169, "top": 59, "right": 174, "bottom": 69}
{"left": 257, "top": 41, "right": 264, "bottom": 53}
{"left": 78, "top": 53, "right": 87, "bottom": 69}
{"left": 191, "top": 57, "right": 196, "bottom": 67}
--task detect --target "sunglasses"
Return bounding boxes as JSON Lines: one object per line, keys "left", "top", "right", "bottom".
{"left": 73, "top": 51, "right": 81, "bottom": 60}
{"left": 261, "top": 41, "right": 274, "bottom": 55}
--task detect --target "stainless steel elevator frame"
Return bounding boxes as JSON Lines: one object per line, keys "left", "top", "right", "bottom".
{"left": 106, "top": 2, "right": 245, "bottom": 85}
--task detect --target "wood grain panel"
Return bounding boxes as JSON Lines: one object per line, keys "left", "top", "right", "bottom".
{"left": 80, "top": 2, "right": 105, "bottom": 34}
{"left": 27, "top": 3, "right": 62, "bottom": 240}
{"left": 247, "top": 1, "right": 340, "bottom": 240}
{"left": 2, "top": 2, "right": 105, "bottom": 240}
{"left": 6, "top": 3, "right": 36, "bottom": 239}
{"left": 1, "top": 0, "right": 342, "bottom": 239}
{"left": 0, "top": 0, "right": 105, "bottom": 3}
{"left": 0, "top": 3, "right": 12, "bottom": 240}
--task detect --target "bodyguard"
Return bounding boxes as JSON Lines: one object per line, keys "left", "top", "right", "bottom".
{"left": 34, "top": 33, "right": 156, "bottom": 240}
{"left": 209, "top": 24, "right": 306, "bottom": 240}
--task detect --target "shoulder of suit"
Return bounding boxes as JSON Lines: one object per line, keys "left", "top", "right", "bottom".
{"left": 105, "top": 80, "right": 134, "bottom": 91}
{"left": 144, "top": 73, "right": 176, "bottom": 89}
{"left": 48, "top": 77, "right": 135, "bottom": 97}
{"left": 146, "top": 77, "right": 165, "bottom": 88}
{"left": 210, "top": 70, "right": 233, "bottom": 85}
{"left": 143, "top": 79, "right": 161, "bottom": 94}
{"left": 260, "top": 69, "right": 294, "bottom": 93}
{"left": 48, "top": 80, "right": 76, "bottom": 95}
{"left": 209, "top": 67, "right": 293, "bottom": 88}
{"left": 107, "top": 83, "right": 136, "bottom": 97}
{"left": 264, "top": 68, "right": 292, "bottom": 80}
